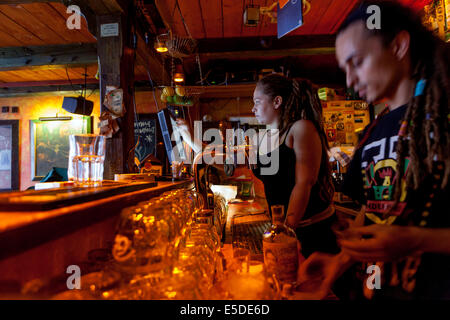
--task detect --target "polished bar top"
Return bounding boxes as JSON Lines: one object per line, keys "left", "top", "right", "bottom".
{"left": 0, "top": 180, "right": 193, "bottom": 233}
{"left": 0, "top": 179, "right": 194, "bottom": 262}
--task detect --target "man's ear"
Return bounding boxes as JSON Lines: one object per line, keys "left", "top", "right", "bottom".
{"left": 391, "top": 30, "right": 410, "bottom": 61}
{"left": 273, "top": 96, "right": 283, "bottom": 109}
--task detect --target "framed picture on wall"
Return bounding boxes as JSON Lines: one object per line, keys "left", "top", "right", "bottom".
{"left": 0, "top": 120, "right": 19, "bottom": 192}
{"left": 30, "top": 117, "right": 92, "bottom": 181}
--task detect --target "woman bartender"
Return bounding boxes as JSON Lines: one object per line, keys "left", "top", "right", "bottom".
{"left": 176, "top": 74, "right": 338, "bottom": 257}
{"left": 251, "top": 74, "right": 337, "bottom": 257}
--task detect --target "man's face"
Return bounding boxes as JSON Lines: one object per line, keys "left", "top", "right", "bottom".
{"left": 336, "top": 21, "right": 400, "bottom": 104}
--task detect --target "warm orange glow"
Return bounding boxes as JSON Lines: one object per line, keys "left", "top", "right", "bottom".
{"left": 156, "top": 46, "right": 168, "bottom": 53}
{"left": 174, "top": 73, "right": 184, "bottom": 83}
{"left": 154, "top": 40, "right": 168, "bottom": 53}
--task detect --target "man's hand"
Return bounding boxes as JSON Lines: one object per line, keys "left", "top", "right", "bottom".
{"left": 338, "top": 224, "right": 424, "bottom": 262}
{"left": 295, "top": 251, "right": 353, "bottom": 300}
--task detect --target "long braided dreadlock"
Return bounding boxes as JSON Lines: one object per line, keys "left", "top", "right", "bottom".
{"left": 256, "top": 74, "right": 335, "bottom": 203}
{"left": 338, "top": 1, "right": 450, "bottom": 206}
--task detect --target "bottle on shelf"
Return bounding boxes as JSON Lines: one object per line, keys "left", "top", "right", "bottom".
{"left": 262, "top": 204, "right": 299, "bottom": 284}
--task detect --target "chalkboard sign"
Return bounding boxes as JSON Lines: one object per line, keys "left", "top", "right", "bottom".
{"left": 134, "top": 115, "right": 157, "bottom": 164}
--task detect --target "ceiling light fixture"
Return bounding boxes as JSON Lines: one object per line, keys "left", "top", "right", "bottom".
{"left": 174, "top": 72, "right": 185, "bottom": 83}
{"left": 39, "top": 114, "right": 72, "bottom": 122}
{"left": 244, "top": 4, "right": 260, "bottom": 27}
{"left": 154, "top": 34, "right": 169, "bottom": 53}
{"left": 173, "top": 63, "right": 185, "bottom": 83}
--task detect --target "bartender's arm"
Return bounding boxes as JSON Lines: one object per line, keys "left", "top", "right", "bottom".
{"left": 285, "top": 120, "right": 323, "bottom": 229}
{"left": 339, "top": 224, "right": 450, "bottom": 260}
{"left": 175, "top": 119, "right": 203, "bottom": 153}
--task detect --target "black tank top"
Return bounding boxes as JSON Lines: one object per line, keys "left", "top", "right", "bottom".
{"left": 251, "top": 127, "right": 329, "bottom": 220}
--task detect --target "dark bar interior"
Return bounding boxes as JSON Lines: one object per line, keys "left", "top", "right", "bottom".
{"left": 0, "top": 0, "right": 448, "bottom": 304}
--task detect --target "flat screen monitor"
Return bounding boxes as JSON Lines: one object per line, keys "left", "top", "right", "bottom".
{"left": 157, "top": 107, "right": 187, "bottom": 164}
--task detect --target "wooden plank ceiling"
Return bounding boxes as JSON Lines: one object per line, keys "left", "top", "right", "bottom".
{"left": 0, "top": 3, "right": 95, "bottom": 46}
{"left": 157, "top": 0, "right": 432, "bottom": 39}
{"left": 153, "top": 0, "right": 362, "bottom": 86}
{"left": 0, "top": 0, "right": 432, "bottom": 88}
{"left": 0, "top": 2, "right": 97, "bottom": 85}
{"left": 156, "top": 0, "right": 359, "bottom": 39}
{"left": 151, "top": 0, "right": 431, "bottom": 87}
{"left": 0, "top": 65, "right": 98, "bottom": 83}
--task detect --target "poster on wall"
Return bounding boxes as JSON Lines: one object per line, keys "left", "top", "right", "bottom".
{"left": 322, "top": 101, "right": 370, "bottom": 149}
{"left": 0, "top": 125, "right": 12, "bottom": 190}
{"left": 30, "top": 118, "right": 92, "bottom": 181}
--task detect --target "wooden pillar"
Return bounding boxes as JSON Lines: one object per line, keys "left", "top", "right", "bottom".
{"left": 120, "top": 6, "right": 137, "bottom": 174}
{"left": 96, "top": 9, "right": 136, "bottom": 179}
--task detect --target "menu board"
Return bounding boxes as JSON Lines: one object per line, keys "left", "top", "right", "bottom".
{"left": 134, "top": 115, "right": 157, "bottom": 164}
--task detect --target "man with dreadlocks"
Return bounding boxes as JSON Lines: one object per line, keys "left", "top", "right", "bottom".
{"left": 298, "top": 1, "right": 449, "bottom": 300}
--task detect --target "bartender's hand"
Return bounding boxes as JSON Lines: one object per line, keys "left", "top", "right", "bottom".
{"left": 175, "top": 118, "right": 191, "bottom": 133}
{"left": 338, "top": 224, "right": 423, "bottom": 262}
{"left": 175, "top": 118, "right": 203, "bottom": 153}
{"left": 296, "top": 251, "right": 353, "bottom": 300}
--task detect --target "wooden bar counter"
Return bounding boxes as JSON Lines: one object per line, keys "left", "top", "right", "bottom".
{"left": 0, "top": 179, "right": 194, "bottom": 293}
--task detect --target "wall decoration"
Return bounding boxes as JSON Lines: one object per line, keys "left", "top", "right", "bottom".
{"left": 30, "top": 117, "right": 92, "bottom": 181}
{"left": 0, "top": 120, "right": 19, "bottom": 191}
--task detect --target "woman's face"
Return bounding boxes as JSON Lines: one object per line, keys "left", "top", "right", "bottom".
{"left": 336, "top": 21, "right": 405, "bottom": 104}
{"left": 252, "top": 85, "right": 280, "bottom": 125}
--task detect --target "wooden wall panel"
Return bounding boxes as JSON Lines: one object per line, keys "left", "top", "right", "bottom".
{"left": 0, "top": 93, "right": 101, "bottom": 190}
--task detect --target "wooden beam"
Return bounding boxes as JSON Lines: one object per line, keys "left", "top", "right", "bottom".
{"left": 0, "top": 78, "right": 98, "bottom": 88}
{"left": 120, "top": 3, "right": 138, "bottom": 174}
{"left": 197, "top": 35, "right": 337, "bottom": 53}
{"left": 200, "top": 47, "right": 335, "bottom": 60}
{"left": 135, "top": 84, "right": 256, "bottom": 99}
{"left": 135, "top": 33, "right": 169, "bottom": 86}
{"left": 63, "top": 0, "right": 125, "bottom": 15}
{"left": 0, "top": 44, "right": 97, "bottom": 71}
{"left": 0, "top": 0, "right": 61, "bottom": 3}
{"left": 0, "top": 83, "right": 98, "bottom": 97}
{"left": 140, "top": 0, "right": 166, "bottom": 31}
{"left": 97, "top": 14, "right": 123, "bottom": 179}
{"left": 133, "top": 2, "right": 170, "bottom": 86}
{"left": 190, "top": 84, "right": 256, "bottom": 99}
{"left": 100, "top": 0, "right": 126, "bottom": 14}
{"left": 97, "top": 8, "right": 137, "bottom": 178}
{"left": 195, "top": 35, "right": 336, "bottom": 59}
